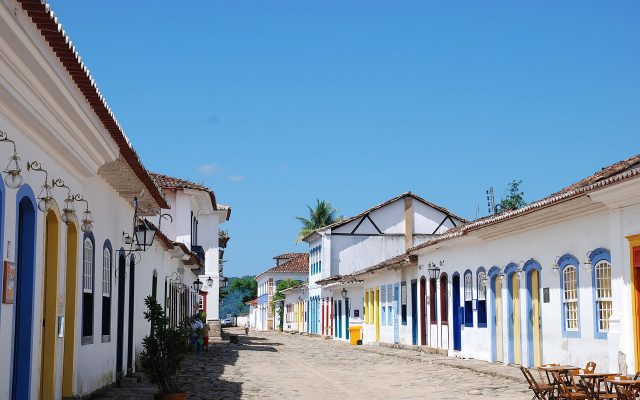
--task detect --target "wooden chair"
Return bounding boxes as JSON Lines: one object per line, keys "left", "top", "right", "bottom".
{"left": 576, "top": 378, "right": 598, "bottom": 400}
{"left": 553, "top": 371, "right": 589, "bottom": 400}
{"left": 521, "top": 366, "right": 554, "bottom": 400}
{"left": 584, "top": 362, "right": 596, "bottom": 374}
{"left": 614, "top": 384, "right": 640, "bottom": 400}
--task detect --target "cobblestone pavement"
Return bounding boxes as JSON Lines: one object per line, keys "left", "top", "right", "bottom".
{"left": 94, "top": 327, "right": 531, "bottom": 400}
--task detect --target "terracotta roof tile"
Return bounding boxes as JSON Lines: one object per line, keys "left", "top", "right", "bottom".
{"left": 273, "top": 253, "right": 304, "bottom": 260}
{"left": 409, "top": 153, "right": 640, "bottom": 253}
{"left": 17, "top": 0, "right": 167, "bottom": 209}
{"left": 150, "top": 172, "right": 217, "bottom": 210}
{"left": 257, "top": 254, "right": 309, "bottom": 278}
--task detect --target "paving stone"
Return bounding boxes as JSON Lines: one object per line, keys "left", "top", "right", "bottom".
{"left": 94, "top": 327, "right": 531, "bottom": 399}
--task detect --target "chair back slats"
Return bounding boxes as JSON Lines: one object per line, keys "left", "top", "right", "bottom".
{"left": 584, "top": 362, "right": 596, "bottom": 374}
{"left": 577, "top": 378, "right": 598, "bottom": 400}
{"left": 522, "top": 367, "right": 551, "bottom": 400}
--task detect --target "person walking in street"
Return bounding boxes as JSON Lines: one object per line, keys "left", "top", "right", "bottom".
{"left": 244, "top": 321, "right": 250, "bottom": 335}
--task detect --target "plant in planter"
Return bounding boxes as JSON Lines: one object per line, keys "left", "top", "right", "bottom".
{"left": 139, "top": 296, "right": 191, "bottom": 399}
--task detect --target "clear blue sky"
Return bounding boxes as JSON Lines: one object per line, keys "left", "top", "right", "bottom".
{"left": 48, "top": 1, "right": 639, "bottom": 276}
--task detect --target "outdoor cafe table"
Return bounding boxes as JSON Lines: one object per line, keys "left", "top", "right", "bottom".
{"left": 577, "top": 372, "right": 620, "bottom": 398}
{"left": 605, "top": 376, "right": 640, "bottom": 398}
{"left": 537, "top": 365, "right": 579, "bottom": 395}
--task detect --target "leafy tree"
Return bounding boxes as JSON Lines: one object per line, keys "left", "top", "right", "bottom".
{"left": 497, "top": 180, "right": 526, "bottom": 212}
{"left": 295, "top": 199, "right": 341, "bottom": 242}
{"left": 271, "top": 278, "right": 303, "bottom": 331}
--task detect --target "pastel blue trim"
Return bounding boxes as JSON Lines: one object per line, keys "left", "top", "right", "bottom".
{"left": 524, "top": 259, "right": 542, "bottom": 368}
{"left": 11, "top": 184, "right": 37, "bottom": 400}
{"left": 477, "top": 267, "right": 487, "bottom": 328}
{"left": 504, "top": 262, "right": 519, "bottom": 364}
{"left": 590, "top": 248, "right": 611, "bottom": 339}
{"left": 463, "top": 269, "right": 473, "bottom": 327}
{"left": 558, "top": 253, "right": 581, "bottom": 339}
{"left": 451, "top": 272, "right": 462, "bottom": 351}
{"left": 488, "top": 266, "right": 501, "bottom": 362}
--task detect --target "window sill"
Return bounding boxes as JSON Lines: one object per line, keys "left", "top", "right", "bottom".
{"left": 562, "top": 330, "right": 581, "bottom": 339}
{"left": 81, "top": 336, "right": 93, "bottom": 345}
{"left": 594, "top": 331, "right": 608, "bottom": 340}
{"left": 477, "top": 323, "right": 487, "bottom": 328}
{"left": 102, "top": 335, "right": 111, "bottom": 343}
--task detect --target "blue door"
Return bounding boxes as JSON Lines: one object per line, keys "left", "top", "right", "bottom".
{"left": 337, "top": 300, "right": 342, "bottom": 338}
{"left": 393, "top": 284, "right": 400, "bottom": 343}
{"left": 452, "top": 274, "right": 462, "bottom": 351}
{"left": 345, "top": 298, "right": 350, "bottom": 340}
{"left": 411, "top": 279, "right": 418, "bottom": 345}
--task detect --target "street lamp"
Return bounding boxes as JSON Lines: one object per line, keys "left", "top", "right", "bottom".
{"left": 552, "top": 256, "right": 560, "bottom": 273}
{"left": 583, "top": 251, "right": 594, "bottom": 272}
{"left": 193, "top": 278, "right": 203, "bottom": 292}
{"left": 206, "top": 276, "right": 214, "bottom": 287}
{"left": 341, "top": 288, "right": 348, "bottom": 299}
{"left": 1, "top": 130, "right": 23, "bottom": 189}
{"left": 427, "top": 262, "right": 441, "bottom": 280}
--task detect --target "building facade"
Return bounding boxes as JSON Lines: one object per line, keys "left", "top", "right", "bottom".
{"left": 255, "top": 253, "right": 308, "bottom": 331}
{"left": 0, "top": 2, "right": 229, "bottom": 399}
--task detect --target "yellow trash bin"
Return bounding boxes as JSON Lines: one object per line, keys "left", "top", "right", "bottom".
{"left": 349, "top": 326, "right": 362, "bottom": 345}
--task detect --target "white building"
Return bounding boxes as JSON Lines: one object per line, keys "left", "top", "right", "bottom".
{"left": 334, "top": 153, "right": 640, "bottom": 375}
{"left": 303, "top": 192, "right": 465, "bottom": 341}
{"left": 150, "top": 173, "right": 231, "bottom": 338}
{"left": 282, "top": 284, "right": 307, "bottom": 333}
{"left": 0, "top": 2, "right": 229, "bottom": 399}
{"left": 255, "top": 253, "right": 308, "bottom": 331}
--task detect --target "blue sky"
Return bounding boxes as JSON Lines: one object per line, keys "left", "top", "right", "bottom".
{"left": 48, "top": 1, "right": 639, "bottom": 276}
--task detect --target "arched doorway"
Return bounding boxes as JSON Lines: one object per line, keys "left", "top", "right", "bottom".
{"left": 62, "top": 222, "right": 78, "bottom": 397}
{"left": 440, "top": 273, "right": 449, "bottom": 349}
{"left": 525, "top": 260, "right": 542, "bottom": 367}
{"left": 419, "top": 277, "right": 427, "bottom": 345}
{"left": 12, "top": 188, "right": 37, "bottom": 400}
{"left": 116, "top": 251, "right": 126, "bottom": 381}
{"left": 40, "top": 209, "right": 60, "bottom": 399}
{"left": 488, "top": 267, "right": 503, "bottom": 363}
{"left": 127, "top": 255, "right": 135, "bottom": 373}
{"left": 506, "top": 263, "right": 521, "bottom": 365}
{"left": 452, "top": 273, "right": 462, "bottom": 351}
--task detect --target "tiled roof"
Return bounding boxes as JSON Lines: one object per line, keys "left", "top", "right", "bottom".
{"left": 150, "top": 172, "right": 217, "bottom": 210}
{"left": 273, "top": 253, "right": 304, "bottom": 260}
{"left": 268, "top": 253, "right": 309, "bottom": 274}
{"left": 302, "top": 192, "right": 466, "bottom": 242}
{"left": 409, "top": 153, "right": 640, "bottom": 253}
{"left": 218, "top": 204, "right": 232, "bottom": 221}
{"left": 256, "top": 254, "right": 309, "bottom": 279}
{"left": 17, "top": 0, "right": 168, "bottom": 210}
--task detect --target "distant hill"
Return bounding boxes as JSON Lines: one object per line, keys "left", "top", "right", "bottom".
{"left": 220, "top": 275, "right": 256, "bottom": 317}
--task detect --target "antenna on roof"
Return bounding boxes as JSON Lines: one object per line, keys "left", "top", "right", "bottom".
{"left": 486, "top": 186, "right": 495, "bottom": 216}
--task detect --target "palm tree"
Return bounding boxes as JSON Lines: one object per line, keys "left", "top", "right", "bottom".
{"left": 295, "top": 199, "right": 341, "bottom": 242}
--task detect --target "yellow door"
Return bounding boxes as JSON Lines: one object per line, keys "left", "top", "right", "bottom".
{"left": 41, "top": 211, "right": 59, "bottom": 399}
{"left": 512, "top": 274, "right": 521, "bottom": 365}
{"left": 62, "top": 223, "right": 78, "bottom": 397}
{"left": 375, "top": 289, "right": 380, "bottom": 341}
{"left": 495, "top": 277, "right": 503, "bottom": 363}
{"left": 531, "top": 270, "right": 542, "bottom": 367}
{"left": 364, "top": 291, "right": 369, "bottom": 324}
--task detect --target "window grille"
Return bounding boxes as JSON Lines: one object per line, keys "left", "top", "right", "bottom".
{"left": 83, "top": 238, "right": 93, "bottom": 293}
{"left": 464, "top": 272, "right": 473, "bottom": 301}
{"left": 103, "top": 248, "right": 111, "bottom": 297}
{"left": 563, "top": 265, "right": 579, "bottom": 331}
{"left": 595, "top": 261, "right": 612, "bottom": 332}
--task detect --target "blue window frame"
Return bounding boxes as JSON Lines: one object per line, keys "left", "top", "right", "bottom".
{"left": 387, "top": 284, "right": 393, "bottom": 326}
{"left": 463, "top": 270, "right": 473, "bottom": 327}
{"left": 477, "top": 267, "right": 487, "bottom": 328}
{"left": 590, "top": 248, "right": 611, "bottom": 339}
{"left": 381, "top": 286, "right": 387, "bottom": 326}
{"left": 559, "top": 254, "right": 581, "bottom": 338}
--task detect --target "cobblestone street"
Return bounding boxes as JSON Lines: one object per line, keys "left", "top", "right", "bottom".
{"left": 96, "top": 327, "right": 531, "bottom": 399}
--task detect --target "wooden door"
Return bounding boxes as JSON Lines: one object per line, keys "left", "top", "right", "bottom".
{"left": 494, "top": 276, "right": 503, "bottom": 363}
{"left": 512, "top": 273, "right": 522, "bottom": 365}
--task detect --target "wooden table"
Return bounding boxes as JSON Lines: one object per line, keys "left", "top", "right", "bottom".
{"left": 605, "top": 377, "right": 640, "bottom": 398}
{"left": 537, "top": 365, "right": 579, "bottom": 398}
{"left": 577, "top": 373, "right": 620, "bottom": 398}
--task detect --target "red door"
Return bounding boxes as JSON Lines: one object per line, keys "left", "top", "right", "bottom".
{"left": 420, "top": 278, "right": 427, "bottom": 345}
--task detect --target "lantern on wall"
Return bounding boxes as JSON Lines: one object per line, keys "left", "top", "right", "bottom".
{"left": 193, "top": 278, "right": 203, "bottom": 292}
{"left": 427, "top": 262, "right": 441, "bottom": 280}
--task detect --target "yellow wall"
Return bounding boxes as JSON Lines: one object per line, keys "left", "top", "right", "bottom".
{"left": 375, "top": 289, "right": 380, "bottom": 341}
{"left": 62, "top": 223, "right": 78, "bottom": 397}
{"left": 41, "top": 211, "right": 59, "bottom": 399}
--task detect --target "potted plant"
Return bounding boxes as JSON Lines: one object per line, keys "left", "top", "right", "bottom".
{"left": 139, "top": 296, "right": 190, "bottom": 400}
